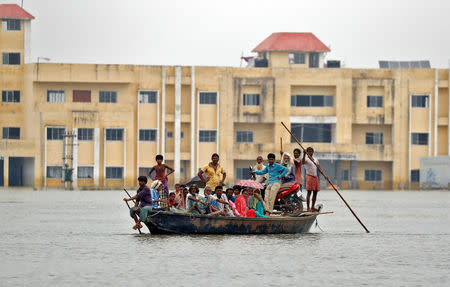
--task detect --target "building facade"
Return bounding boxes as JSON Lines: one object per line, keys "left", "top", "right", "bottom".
{"left": 1, "top": 5, "right": 449, "bottom": 190}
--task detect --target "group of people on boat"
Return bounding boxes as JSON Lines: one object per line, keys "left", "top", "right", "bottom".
{"left": 123, "top": 148, "right": 321, "bottom": 230}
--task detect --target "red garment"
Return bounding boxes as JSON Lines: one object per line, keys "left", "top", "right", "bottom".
{"left": 235, "top": 195, "right": 248, "bottom": 217}
{"left": 306, "top": 174, "right": 320, "bottom": 191}
{"left": 246, "top": 209, "right": 256, "bottom": 217}
{"left": 294, "top": 158, "right": 303, "bottom": 185}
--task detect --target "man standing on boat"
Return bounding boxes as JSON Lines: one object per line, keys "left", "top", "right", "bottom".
{"left": 302, "top": 147, "right": 320, "bottom": 212}
{"left": 250, "top": 153, "right": 289, "bottom": 216}
{"left": 198, "top": 153, "right": 227, "bottom": 190}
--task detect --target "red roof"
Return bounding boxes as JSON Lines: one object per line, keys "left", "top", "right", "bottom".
{"left": 252, "top": 32, "right": 330, "bottom": 52}
{"left": 0, "top": 4, "right": 34, "bottom": 19}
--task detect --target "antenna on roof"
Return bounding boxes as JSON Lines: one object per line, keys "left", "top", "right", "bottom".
{"left": 21, "top": 0, "right": 24, "bottom": 8}
{"left": 240, "top": 51, "right": 243, "bottom": 67}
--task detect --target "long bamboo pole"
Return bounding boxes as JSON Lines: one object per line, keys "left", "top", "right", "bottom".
{"left": 281, "top": 122, "right": 370, "bottom": 233}
{"left": 123, "top": 188, "right": 142, "bottom": 234}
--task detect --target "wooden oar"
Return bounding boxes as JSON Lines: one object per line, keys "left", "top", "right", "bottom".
{"left": 123, "top": 188, "right": 142, "bottom": 234}
{"left": 281, "top": 122, "right": 370, "bottom": 233}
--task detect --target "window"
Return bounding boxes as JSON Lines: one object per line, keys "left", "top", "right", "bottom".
{"left": 291, "top": 123, "right": 333, "bottom": 143}
{"left": 289, "top": 52, "right": 306, "bottom": 64}
{"left": 243, "top": 94, "right": 260, "bottom": 106}
{"left": 106, "top": 129, "right": 123, "bottom": 141}
{"left": 139, "top": 129, "right": 156, "bottom": 141}
{"left": 364, "top": 170, "right": 382, "bottom": 182}
{"left": 106, "top": 167, "right": 123, "bottom": 179}
{"left": 47, "top": 90, "right": 65, "bottom": 102}
{"left": 411, "top": 133, "right": 428, "bottom": 145}
{"left": 167, "top": 131, "right": 173, "bottom": 138}
{"left": 342, "top": 169, "right": 349, "bottom": 181}
{"left": 73, "top": 90, "right": 91, "bottom": 102}
{"left": 180, "top": 131, "right": 184, "bottom": 138}
{"left": 47, "top": 166, "right": 62, "bottom": 179}
{"left": 2, "top": 19, "right": 21, "bottom": 31}
{"left": 309, "top": 52, "right": 319, "bottom": 68}
{"left": 199, "top": 92, "right": 217, "bottom": 104}
{"left": 411, "top": 95, "right": 428, "bottom": 108}
{"left": 236, "top": 131, "right": 253, "bottom": 143}
{"left": 2, "top": 90, "right": 20, "bottom": 103}
{"left": 199, "top": 130, "right": 216, "bottom": 142}
{"left": 139, "top": 167, "right": 151, "bottom": 178}
{"left": 139, "top": 91, "right": 157, "bottom": 103}
{"left": 236, "top": 168, "right": 251, "bottom": 180}
{"left": 2, "top": 52, "right": 20, "bottom": 65}
{"left": 366, "top": 132, "right": 383, "bottom": 145}
{"left": 99, "top": 91, "right": 117, "bottom": 103}
{"left": 411, "top": 170, "right": 420, "bottom": 182}
{"left": 77, "top": 166, "right": 93, "bottom": 179}
{"left": 78, "top": 128, "right": 93, "bottom": 141}
{"left": 367, "top": 96, "right": 383, "bottom": 107}
{"left": 47, "top": 127, "right": 65, "bottom": 140}
{"left": 291, "top": 95, "right": 333, "bottom": 107}
{"left": 2, "top": 127, "right": 20, "bottom": 139}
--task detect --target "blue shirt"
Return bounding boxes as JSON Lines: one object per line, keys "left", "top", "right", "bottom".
{"left": 151, "top": 189, "right": 160, "bottom": 209}
{"left": 253, "top": 162, "right": 289, "bottom": 185}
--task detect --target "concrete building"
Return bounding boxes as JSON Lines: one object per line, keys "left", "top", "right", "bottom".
{"left": 1, "top": 5, "right": 449, "bottom": 190}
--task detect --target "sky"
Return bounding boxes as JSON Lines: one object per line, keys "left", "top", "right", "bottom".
{"left": 4, "top": 0, "right": 450, "bottom": 68}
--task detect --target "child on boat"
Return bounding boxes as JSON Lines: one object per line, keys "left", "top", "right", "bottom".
{"left": 149, "top": 154, "right": 174, "bottom": 205}
{"left": 302, "top": 147, "right": 320, "bottom": 212}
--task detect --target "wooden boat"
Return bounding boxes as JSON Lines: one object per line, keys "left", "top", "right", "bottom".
{"left": 143, "top": 210, "right": 324, "bottom": 235}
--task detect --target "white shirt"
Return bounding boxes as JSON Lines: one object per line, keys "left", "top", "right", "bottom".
{"left": 253, "top": 163, "right": 267, "bottom": 184}
{"left": 212, "top": 193, "right": 228, "bottom": 210}
{"left": 304, "top": 156, "right": 319, "bottom": 176}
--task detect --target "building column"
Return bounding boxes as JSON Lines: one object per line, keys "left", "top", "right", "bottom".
{"left": 161, "top": 67, "right": 166, "bottom": 156}
{"left": 44, "top": 127, "right": 47, "bottom": 187}
{"left": 174, "top": 66, "right": 181, "bottom": 183}
{"left": 350, "top": 160, "right": 358, "bottom": 189}
{"left": 4, "top": 156, "right": 9, "bottom": 187}
{"left": 123, "top": 128, "right": 126, "bottom": 187}
{"left": 190, "top": 66, "right": 196, "bottom": 178}
{"left": 72, "top": 128, "right": 78, "bottom": 189}
{"left": 335, "top": 160, "right": 342, "bottom": 188}
{"left": 94, "top": 128, "right": 100, "bottom": 188}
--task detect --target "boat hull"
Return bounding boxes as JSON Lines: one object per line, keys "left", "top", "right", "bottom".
{"left": 143, "top": 211, "right": 317, "bottom": 235}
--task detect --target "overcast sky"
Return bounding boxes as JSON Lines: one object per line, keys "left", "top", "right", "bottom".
{"left": 4, "top": 0, "right": 450, "bottom": 68}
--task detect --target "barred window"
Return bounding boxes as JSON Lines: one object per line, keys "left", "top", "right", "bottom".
{"left": 366, "top": 132, "right": 383, "bottom": 145}
{"left": 364, "top": 170, "right": 382, "bottom": 182}
{"left": 411, "top": 170, "right": 420, "bottom": 183}
{"left": 47, "top": 127, "right": 65, "bottom": 140}
{"left": 367, "top": 96, "right": 383, "bottom": 107}
{"left": 47, "top": 90, "right": 65, "bottom": 102}
{"left": 342, "top": 169, "right": 349, "bottom": 181}
{"left": 139, "top": 129, "right": 156, "bottom": 141}
{"left": 2, "top": 52, "right": 20, "bottom": 65}
{"left": 411, "top": 95, "right": 428, "bottom": 108}
{"left": 139, "top": 167, "right": 151, "bottom": 178}
{"left": 47, "top": 166, "right": 62, "bottom": 179}
{"left": 139, "top": 91, "right": 157, "bottom": 103}
{"left": 78, "top": 166, "right": 93, "bottom": 179}
{"left": 106, "top": 167, "right": 123, "bottom": 179}
{"left": 411, "top": 133, "right": 428, "bottom": 145}
{"left": 291, "top": 123, "right": 333, "bottom": 143}
{"left": 291, "top": 95, "right": 333, "bottom": 107}
{"left": 235, "top": 168, "right": 251, "bottom": 180}
{"left": 199, "top": 92, "right": 217, "bottom": 104}
{"left": 2, "top": 90, "right": 20, "bottom": 103}
{"left": 106, "top": 129, "right": 123, "bottom": 141}
{"left": 199, "top": 130, "right": 216, "bottom": 142}
{"left": 236, "top": 131, "right": 253, "bottom": 143}
{"left": 2, "top": 127, "right": 20, "bottom": 139}
{"left": 2, "top": 19, "right": 21, "bottom": 31}
{"left": 78, "top": 128, "right": 93, "bottom": 141}
{"left": 288, "top": 52, "right": 306, "bottom": 64}
{"left": 243, "top": 94, "right": 260, "bottom": 106}
{"left": 99, "top": 91, "right": 117, "bottom": 103}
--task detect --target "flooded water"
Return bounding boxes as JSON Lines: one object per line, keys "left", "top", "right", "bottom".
{"left": 0, "top": 189, "right": 449, "bottom": 286}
